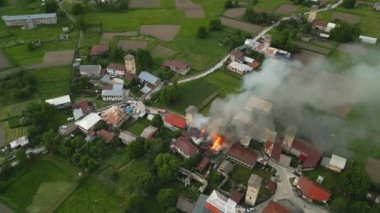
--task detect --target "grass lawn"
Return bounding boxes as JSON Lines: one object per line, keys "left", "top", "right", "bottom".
{"left": 27, "top": 66, "right": 72, "bottom": 99}
{"left": 26, "top": 181, "right": 76, "bottom": 213}
{"left": 230, "top": 164, "right": 252, "bottom": 184}
{"left": 159, "top": 69, "right": 242, "bottom": 113}
{"left": 123, "top": 117, "right": 151, "bottom": 135}
{"left": 303, "top": 167, "right": 342, "bottom": 190}
{"left": 56, "top": 177, "right": 123, "bottom": 213}
{"left": 0, "top": 156, "right": 79, "bottom": 212}
{"left": 165, "top": 79, "right": 218, "bottom": 113}
{"left": 81, "top": 0, "right": 234, "bottom": 71}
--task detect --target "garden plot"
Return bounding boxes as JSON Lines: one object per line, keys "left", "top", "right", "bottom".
{"left": 117, "top": 40, "right": 148, "bottom": 51}
{"left": 140, "top": 25, "right": 181, "bottom": 41}
{"left": 151, "top": 45, "right": 175, "bottom": 58}
{"left": 0, "top": 50, "right": 11, "bottom": 70}
{"left": 175, "top": 0, "right": 202, "bottom": 9}
{"left": 332, "top": 12, "right": 361, "bottom": 24}
{"left": 295, "top": 42, "right": 331, "bottom": 55}
{"left": 223, "top": 8, "right": 247, "bottom": 19}
{"left": 275, "top": 4, "right": 299, "bottom": 14}
{"left": 337, "top": 43, "right": 368, "bottom": 56}
{"left": 185, "top": 9, "right": 204, "bottom": 18}
{"left": 129, "top": 0, "right": 160, "bottom": 8}
{"left": 43, "top": 49, "right": 75, "bottom": 66}
{"left": 100, "top": 31, "right": 138, "bottom": 44}
{"left": 219, "top": 17, "right": 265, "bottom": 34}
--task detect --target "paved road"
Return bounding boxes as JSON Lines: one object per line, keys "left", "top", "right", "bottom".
{"left": 254, "top": 160, "right": 329, "bottom": 213}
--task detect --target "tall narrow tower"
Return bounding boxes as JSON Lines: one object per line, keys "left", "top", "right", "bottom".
{"left": 124, "top": 54, "right": 136, "bottom": 76}
{"left": 263, "top": 34, "right": 272, "bottom": 50}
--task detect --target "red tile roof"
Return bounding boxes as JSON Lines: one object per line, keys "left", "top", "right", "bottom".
{"left": 229, "top": 191, "right": 244, "bottom": 204}
{"left": 312, "top": 19, "right": 328, "bottom": 27}
{"left": 292, "top": 138, "right": 322, "bottom": 169}
{"left": 227, "top": 144, "right": 257, "bottom": 167}
{"left": 173, "top": 136, "right": 199, "bottom": 157}
{"left": 262, "top": 201, "right": 291, "bottom": 213}
{"left": 297, "top": 176, "right": 331, "bottom": 202}
{"left": 73, "top": 100, "right": 91, "bottom": 115}
{"left": 164, "top": 113, "right": 187, "bottom": 129}
{"left": 90, "top": 44, "right": 109, "bottom": 56}
{"left": 265, "top": 180, "right": 277, "bottom": 193}
{"left": 197, "top": 156, "right": 210, "bottom": 172}
{"left": 97, "top": 129, "right": 115, "bottom": 143}
{"left": 229, "top": 49, "right": 245, "bottom": 62}
{"left": 162, "top": 60, "right": 189, "bottom": 71}
{"left": 204, "top": 202, "right": 220, "bottom": 213}
{"left": 249, "top": 60, "right": 261, "bottom": 70}
{"left": 271, "top": 140, "right": 283, "bottom": 162}
{"left": 107, "top": 63, "right": 126, "bottom": 72}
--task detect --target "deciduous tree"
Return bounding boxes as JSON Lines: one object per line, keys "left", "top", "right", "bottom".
{"left": 154, "top": 153, "right": 180, "bottom": 183}
{"left": 156, "top": 188, "right": 177, "bottom": 209}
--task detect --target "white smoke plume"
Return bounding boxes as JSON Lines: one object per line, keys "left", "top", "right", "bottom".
{"left": 193, "top": 46, "right": 380, "bottom": 156}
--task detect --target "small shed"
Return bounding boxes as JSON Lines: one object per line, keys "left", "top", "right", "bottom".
{"left": 359, "top": 35, "right": 378, "bottom": 45}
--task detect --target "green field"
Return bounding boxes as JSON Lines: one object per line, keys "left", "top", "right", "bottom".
{"left": 79, "top": 0, "right": 235, "bottom": 72}
{"left": 161, "top": 69, "right": 242, "bottom": 113}
{"left": 56, "top": 177, "right": 123, "bottom": 213}
{"left": 0, "top": 0, "right": 78, "bottom": 66}
{"left": 0, "top": 156, "right": 79, "bottom": 212}
{"left": 304, "top": 167, "right": 342, "bottom": 190}
{"left": 27, "top": 66, "right": 72, "bottom": 99}
{"left": 123, "top": 118, "right": 151, "bottom": 135}
{"left": 317, "top": 5, "right": 380, "bottom": 38}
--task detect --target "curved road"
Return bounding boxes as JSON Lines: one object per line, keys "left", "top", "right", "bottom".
{"left": 176, "top": 0, "right": 343, "bottom": 85}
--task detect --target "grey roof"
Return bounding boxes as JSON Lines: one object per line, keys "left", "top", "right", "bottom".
{"left": 140, "top": 85, "right": 152, "bottom": 94}
{"left": 2, "top": 13, "right": 56, "bottom": 21}
{"left": 80, "top": 65, "right": 101, "bottom": 75}
{"left": 119, "top": 131, "right": 137, "bottom": 145}
{"left": 191, "top": 194, "right": 209, "bottom": 213}
{"left": 102, "top": 84, "right": 124, "bottom": 96}
{"left": 138, "top": 71, "right": 160, "bottom": 85}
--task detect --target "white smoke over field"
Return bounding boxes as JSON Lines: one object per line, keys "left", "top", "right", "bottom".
{"left": 195, "top": 47, "right": 380, "bottom": 155}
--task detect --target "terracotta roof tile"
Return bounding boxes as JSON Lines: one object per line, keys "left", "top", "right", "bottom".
{"left": 297, "top": 176, "right": 331, "bottom": 202}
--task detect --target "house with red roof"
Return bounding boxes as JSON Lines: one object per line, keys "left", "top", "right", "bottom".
{"left": 90, "top": 44, "right": 109, "bottom": 56}
{"left": 289, "top": 138, "right": 322, "bottom": 170}
{"left": 106, "top": 63, "right": 126, "bottom": 77}
{"left": 197, "top": 156, "right": 210, "bottom": 172}
{"left": 97, "top": 129, "right": 115, "bottom": 143}
{"left": 164, "top": 113, "right": 187, "bottom": 130}
{"left": 162, "top": 60, "right": 191, "bottom": 75}
{"left": 262, "top": 201, "right": 291, "bottom": 213}
{"left": 171, "top": 136, "right": 199, "bottom": 159}
{"left": 229, "top": 49, "right": 245, "bottom": 63}
{"left": 296, "top": 176, "right": 331, "bottom": 203}
{"left": 227, "top": 144, "right": 257, "bottom": 169}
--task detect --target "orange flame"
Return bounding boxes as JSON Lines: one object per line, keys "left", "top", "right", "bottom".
{"left": 212, "top": 136, "right": 223, "bottom": 150}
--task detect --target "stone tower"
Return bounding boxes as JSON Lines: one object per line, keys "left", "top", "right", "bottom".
{"left": 308, "top": 5, "right": 318, "bottom": 23}
{"left": 263, "top": 34, "right": 272, "bottom": 50}
{"left": 124, "top": 54, "right": 136, "bottom": 75}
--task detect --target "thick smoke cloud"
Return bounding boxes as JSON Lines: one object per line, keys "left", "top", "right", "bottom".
{"left": 195, "top": 47, "right": 380, "bottom": 155}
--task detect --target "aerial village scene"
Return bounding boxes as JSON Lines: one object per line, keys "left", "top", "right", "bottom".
{"left": 1, "top": 0, "right": 380, "bottom": 212}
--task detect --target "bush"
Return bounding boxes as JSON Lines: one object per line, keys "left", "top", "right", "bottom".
{"left": 330, "top": 22, "right": 360, "bottom": 43}
{"left": 156, "top": 188, "right": 177, "bottom": 209}
{"left": 342, "top": 0, "right": 356, "bottom": 9}
{"left": 245, "top": 9, "right": 280, "bottom": 26}
{"left": 72, "top": 3, "right": 85, "bottom": 16}
{"left": 209, "top": 20, "right": 223, "bottom": 31}
{"left": 197, "top": 26, "right": 208, "bottom": 39}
